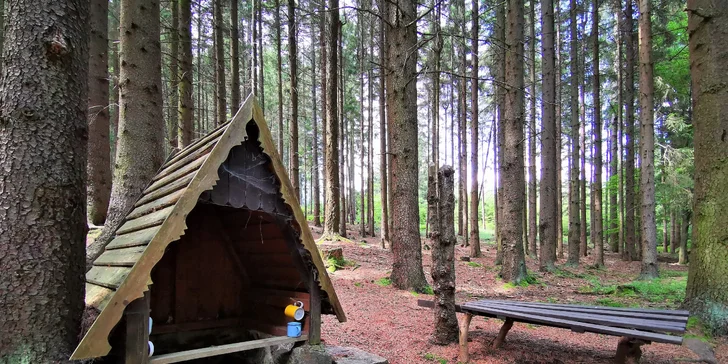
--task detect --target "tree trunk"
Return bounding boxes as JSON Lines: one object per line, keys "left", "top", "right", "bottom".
{"left": 367, "top": 17, "right": 375, "bottom": 237}
{"left": 500, "top": 0, "right": 528, "bottom": 284}
{"left": 685, "top": 0, "right": 728, "bottom": 335}
{"left": 555, "top": 0, "right": 563, "bottom": 261}
{"left": 88, "top": 0, "right": 111, "bottom": 226}
{"left": 312, "top": 21, "right": 321, "bottom": 227}
{"left": 678, "top": 209, "right": 690, "bottom": 265}
{"left": 276, "top": 0, "right": 284, "bottom": 156}
{"left": 289, "top": 0, "right": 300, "bottom": 200}
{"left": 431, "top": 166, "right": 458, "bottom": 344}
{"left": 323, "top": 0, "right": 341, "bottom": 236}
{"left": 494, "top": 0, "right": 505, "bottom": 266}
{"left": 214, "top": 0, "right": 227, "bottom": 125}
{"left": 386, "top": 0, "right": 428, "bottom": 291}
{"left": 111, "top": 0, "right": 120, "bottom": 161}
{"left": 178, "top": 0, "right": 193, "bottom": 147}
{"left": 378, "top": 0, "right": 389, "bottom": 246}
{"left": 0, "top": 1, "right": 88, "bottom": 360}
{"left": 469, "top": 0, "right": 480, "bottom": 258}
{"left": 539, "top": 0, "right": 557, "bottom": 271}
{"left": 168, "top": 0, "right": 179, "bottom": 150}
{"left": 257, "top": 0, "right": 264, "bottom": 111}
{"left": 592, "top": 0, "right": 604, "bottom": 267}
{"left": 230, "top": 0, "right": 240, "bottom": 110}
{"left": 567, "top": 0, "right": 581, "bottom": 266}
{"left": 527, "top": 0, "right": 537, "bottom": 258}
{"left": 87, "top": 0, "right": 164, "bottom": 267}
{"left": 670, "top": 208, "right": 677, "bottom": 253}
{"left": 637, "top": 0, "right": 658, "bottom": 279}
{"left": 623, "top": 0, "right": 637, "bottom": 261}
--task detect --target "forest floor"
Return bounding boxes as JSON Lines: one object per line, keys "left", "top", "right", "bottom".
{"left": 313, "top": 224, "right": 727, "bottom": 364}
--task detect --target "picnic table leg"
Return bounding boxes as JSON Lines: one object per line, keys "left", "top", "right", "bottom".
{"left": 458, "top": 313, "right": 473, "bottom": 363}
{"left": 615, "top": 337, "right": 648, "bottom": 364}
{"left": 493, "top": 318, "right": 514, "bottom": 349}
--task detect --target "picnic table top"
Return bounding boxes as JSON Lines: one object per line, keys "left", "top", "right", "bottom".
{"left": 459, "top": 299, "right": 688, "bottom": 345}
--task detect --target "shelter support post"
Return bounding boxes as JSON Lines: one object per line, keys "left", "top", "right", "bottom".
{"left": 615, "top": 337, "right": 648, "bottom": 364}
{"left": 308, "top": 272, "right": 322, "bottom": 345}
{"left": 458, "top": 312, "right": 473, "bottom": 363}
{"left": 493, "top": 318, "right": 514, "bottom": 349}
{"left": 125, "top": 291, "right": 151, "bottom": 364}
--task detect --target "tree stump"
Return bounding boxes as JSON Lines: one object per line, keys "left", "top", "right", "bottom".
{"left": 431, "top": 166, "right": 459, "bottom": 345}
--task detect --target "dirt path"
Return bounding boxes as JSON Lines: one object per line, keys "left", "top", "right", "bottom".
{"left": 314, "top": 226, "right": 726, "bottom": 364}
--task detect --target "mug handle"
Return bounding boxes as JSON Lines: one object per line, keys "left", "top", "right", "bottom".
{"left": 296, "top": 325, "right": 302, "bottom": 336}
{"left": 295, "top": 300, "right": 304, "bottom": 308}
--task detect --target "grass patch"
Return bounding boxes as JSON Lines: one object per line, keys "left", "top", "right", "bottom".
{"left": 354, "top": 282, "right": 362, "bottom": 287}
{"left": 466, "top": 261, "right": 482, "bottom": 268}
{"left": 578, "top": 276, "right": 617, "bottom": 295}
{"left": 422, "top": 353, "right": 447, "bottom": 364}
{"left": 325, "top": 255, "right": 357, "bottom": 273}
{"left": 422, "top": 285, "right": 434, "bottom": 295}
{"left": 503, "top": 273, "right": 540, "bottom": 289}
{"left": 595, "top": 298, "right": 627, "bottom": 307}
{"left": 375, "top": 277, "right": 392, "bottom": 287}
{"left": 659, "top": 269, "right": 689, "bottom": 278}
{"left": 620, "top": 278, "right": 686, "bottom": 304}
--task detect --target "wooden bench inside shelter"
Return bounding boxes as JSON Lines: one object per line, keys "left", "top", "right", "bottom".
{"left": 418, "top": 299, "right": 688, "bottom": 363}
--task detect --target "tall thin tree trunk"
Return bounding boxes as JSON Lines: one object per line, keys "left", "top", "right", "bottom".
{"left": 527, "top": 0, "right": 537, "bottom": 258}
{"left": 168, "top": 0, "right": 179, "bottom": 149}
{"left": 593, "top": 0, "right": 604, "bottom": 267}
{"left": 230, "top": 0, "right": 240, "bottom": 110}
{"left": 386, "top": 0, "right": 428, "bottom": 291}
{"left": 539, "top": 0, "right": 558, "bottom": 271}
{"left": 678, "top": 210, "right": 689, "bottom": 265}
{"left": 312, "top": 16, "right": 321, "bottom": 227}
{"left": 88, "top": 0, "right": 111, "bottom": 226}
{"left": 623, "top": 0, "right": 637, "bottom": 261}
{"left": 567, "top": 0, "right": 581, "bottom": 266}
{"left": 0, "top": 0, "right": 88, "bottom": 360}
{"left": 289, "top": 0, "right": 300, "bottom": 199}
{"left": 178, "top": 0, "right": 193, "bottom": 147}
{"left": 469, "top": 0, "right": 480, "bottom": 257}
{"left": 110, "top": 0, "right": 120, "bottom": 162}
{"left": 367, "top": 9, "right": 375, "bottom": 237}
{"left": 339, "top": 24, "right": 347, "bottom": 237}
{"left": 501, "top": 0, "right": 528, "bottom": 283}
{"left": 555, "top": 0, "right": 564, "bottom": 260}
{"left": 495, "top": 0, "right": 505, "bottom": 266}
{"left": 323, "top": 0, "right": 341, "bottom": 236}
{"left": 276, "top": 0, "right": 284, "bottom": 155}
{"left": 378, "top": 0, "right": 389, "bottom": 246}
{"left": 258, "top": 0, "right": 264, "bottom": 111}
{"left": 214, "top": 0, "right": 227, "bottom": 125}
{"left": 612, "top": 0, "right": 622, "bottom": 254}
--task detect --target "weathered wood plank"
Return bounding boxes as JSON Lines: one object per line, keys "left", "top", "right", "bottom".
{"left": 461, "top": 304, "right": 683, "bottom": 345}
{"left": 106, "top": 225, "right": 160, "bottom": 250}
{"left": 468, "top": 301, "right": 686, "bottom": 333}
{"left": 86, "top": 266, "right": 132, "bottom": 290}
{"left": 128, "top": 189, "right": 186, "bottom": 220}
{"left": 246, "top": 293, "right": 311, "bottom": 310}
{"left": 126, "top": 292, "right": 150, "bottom": 364}
{"left": 151, "top": 318, "right": 242, "bottom": 335}
{"left": 155, "top": 141, "right": 216, "bottom": 183}
{"left": 145, "top": 153, "right": 207, "bottom": 194}
{"left": 244, "top": 253, "right": 295, "bottom": 267}
{"left": 116, "top": 205, "right": 175, "bottom": 235}
{"left": 85, "top": 283, "right": 115, "bottom": 311}
{"left": 162, "top": 121, "right": 228, "bottom": 168}
{"left": 237, "top": 239, "right": 290, "bottom": 254}
{"left": 94, "top": 246, "right": 147, "bottom": 267}
{"left": 136, "top": 173, "right": 194, "bottom": 207}
{"left": 478, "top": 300, "right": 689, "bottom": 322}
{"left": 309, "top": 273, "right": 321, "bottom": 345}
{"left": 149, "top": 336, "right": 307, "bottom": 364}
{"left": 484, "top": 299, "right": 690, "bottom": 317}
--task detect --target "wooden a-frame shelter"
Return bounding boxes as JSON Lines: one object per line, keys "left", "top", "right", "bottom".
{"left": 72, "top": 95, "right": 345, "bottom": 363}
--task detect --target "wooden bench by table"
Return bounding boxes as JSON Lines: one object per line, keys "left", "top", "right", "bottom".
{"left": 418, "top": 299, "right": 689, "bottom": 363}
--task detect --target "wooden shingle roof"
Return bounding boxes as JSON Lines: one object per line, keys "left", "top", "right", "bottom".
{"left": 72, "top": 95, "right": 345, "bottom": 360}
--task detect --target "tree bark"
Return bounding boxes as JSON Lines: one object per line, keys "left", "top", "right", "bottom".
{"left": 527, "top": 0, "right": 537, "bottom": 258}
{"left": 431, "top": 166, "right": 458, "bottom": 344}
{"left": 555, "top": 0, "right": 564, "bottom": 261}
{"left": 469, "top": 0, "right": 480, "bottom": 258}
{"left": 168, "top": 0, "right": 179, "bottom": 150}
{"left": 386, "top": 0, "right": 428, "bottom": 291}
{"left": 0, "top": 0, "right": 88, "bottom": 360}
{"left": 592, "top": 0, "right": 604, "bottom": 267}
{"left": 685, "top": 0, "right": 728, "bottom": 335}
{"left": 678, "top": 209, "right": 690, "bottom": 265}
{"left": 177, "top": 0, "right": 193, "bottom": 147}
{"left": 494, "top": 0, "right": 505, "bottom": 266}
{"left": 567, "top": 0, "right": 581, "bottom": 266}
{"left": 623, "top": 0, "right": 637, "bottom": 261}
{"left": 539, "top": 0, "right": 557, "bottom": 271}
{"left": 638, "top": 0, "right": 658, "bottom": 279}
{"left": 378, "top": 0, "right": 389, "bottom": 246}
{"left": 289, "top": 0, "right": 300, "bottom": 200}
{"left": 230, "top": 0, "right": 241, "bottom": 110}
{"left": 214, "top": 0, "right": 227, "bottom": 125}
{"left": 275, "top": 0, "right": 284, "bottom": 158}
{"left": 87, "top": 0, "right": 164, "bottom": 267}
{"left": 500, "top": 0, "right": 528, "bottom": 284}
{"left": 323, "top": 0, "right": 341, "bottom": 236}
{"left": 88, "top": 0, "right": 111, "bottom": 226}
{"left": 311, "top": 21, "right": 321, "bottom": 227}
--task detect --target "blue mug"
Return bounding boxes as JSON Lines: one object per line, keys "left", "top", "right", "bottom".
{"left": 287, "top": 322, "right": 302, "bottom": 338}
